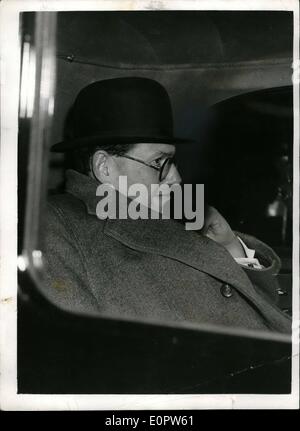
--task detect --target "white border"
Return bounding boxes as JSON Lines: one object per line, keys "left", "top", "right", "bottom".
{"left": 0, "top": 0, "right": 299, "bottom": 411}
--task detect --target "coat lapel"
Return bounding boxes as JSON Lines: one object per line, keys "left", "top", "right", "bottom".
{"left": 104, "top": 216, "right": 257, "bottom": 297}
{"left": 104, "top": 217, "right": 292, "bottom": 333}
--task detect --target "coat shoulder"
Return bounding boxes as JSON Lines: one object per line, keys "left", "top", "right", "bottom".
{"left": 47, "top": 192, "right": 104, "bottom": 225}
{"left": 47, "top": 192, "right": 87, "bottom": 219}
{"left": 45, "top": 192, "right": 106, "bottom": 245}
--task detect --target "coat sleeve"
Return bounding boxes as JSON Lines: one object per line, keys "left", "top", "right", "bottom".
{"left": 234, "top": 231, "right": 282, "bottom": 306}
{"left": 40, "top": 202, "right": 100, "bottom": 314}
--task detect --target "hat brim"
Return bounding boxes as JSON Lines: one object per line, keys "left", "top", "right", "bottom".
{"left": 51, "top": 135, "right": 196, "bottom": 152}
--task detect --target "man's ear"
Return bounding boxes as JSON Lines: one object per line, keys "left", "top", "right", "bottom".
{"left": 91, "top": 150, "right": 109, "bottom": 182}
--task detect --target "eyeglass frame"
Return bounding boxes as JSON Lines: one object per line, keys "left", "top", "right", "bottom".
{"left": 117, "top": 154, "right": 177, "bottom": 182}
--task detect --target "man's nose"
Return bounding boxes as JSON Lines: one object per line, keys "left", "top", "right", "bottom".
{"left": 164, "top": 164, "right": 182, "bottom": 185}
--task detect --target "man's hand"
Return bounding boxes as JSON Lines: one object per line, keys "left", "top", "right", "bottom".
{"left": 201, "top": 206, "right": 246, "bottom": 259}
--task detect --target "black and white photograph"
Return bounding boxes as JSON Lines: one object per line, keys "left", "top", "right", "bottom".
{"left": 0, "top": 0, "right": 299, "bottom": 411}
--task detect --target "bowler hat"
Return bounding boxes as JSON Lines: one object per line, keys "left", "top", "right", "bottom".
{"left": 52, "top": 77, "right": 193, "bottom": 152}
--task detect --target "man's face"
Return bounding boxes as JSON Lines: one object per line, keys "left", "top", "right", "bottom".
{"left": 113, "top": 143, "right": 181, "bottom": 189}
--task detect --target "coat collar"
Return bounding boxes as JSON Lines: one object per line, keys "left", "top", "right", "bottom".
{"left": 65, "top": 169, "right": 100, "bottom": 215}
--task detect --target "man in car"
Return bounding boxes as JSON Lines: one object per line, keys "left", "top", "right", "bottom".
{"left": 42, "top": 76, "right": 291, "bottom": 333}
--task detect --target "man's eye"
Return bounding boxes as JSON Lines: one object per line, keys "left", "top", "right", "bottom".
{"left": 152, "top": 157, "right": 164, "bottom": 168}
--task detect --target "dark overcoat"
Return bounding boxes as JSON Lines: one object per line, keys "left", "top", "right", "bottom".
{"left": 41, "top": 170, "right": 291, "bottom": 333}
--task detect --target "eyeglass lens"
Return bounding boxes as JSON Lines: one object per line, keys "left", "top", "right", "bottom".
{"left": 160, "top": 157, "right": 176, "bottom": 181}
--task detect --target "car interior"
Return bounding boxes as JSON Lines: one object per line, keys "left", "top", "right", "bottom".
{"left": 17, "top": 10, "right": 293, "bottom": 394}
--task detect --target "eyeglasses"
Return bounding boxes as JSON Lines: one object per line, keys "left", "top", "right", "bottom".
{"left": 118, "top": 154, "right": 177, "bottom": 182}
